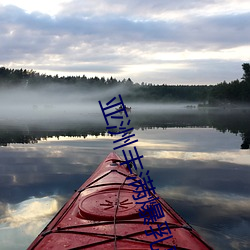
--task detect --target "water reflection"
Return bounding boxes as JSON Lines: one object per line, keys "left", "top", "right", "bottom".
{"left": 0, "top": 108, "right": 250, "bottom": 249}
{"left": 0, "top": 196, "right": 62, "bottom": 250}
{"left": 0, "top": 107, "right": 250, "bottom": 149}
{"left": 0, "top": 196, "right": 59, "bottom": 228}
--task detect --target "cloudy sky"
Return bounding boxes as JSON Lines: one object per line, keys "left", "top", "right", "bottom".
{"left": 0, "top": 0, "right": 250, "bottom": 85}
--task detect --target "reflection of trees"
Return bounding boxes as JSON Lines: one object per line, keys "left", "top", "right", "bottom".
{"left": 0, "top": 123, "right": 106, "bottom": 146}
{"left": 241, "top": 133, "right": 250, "bottom": 149}
{"left": 0, "top": 109, "right": 250, "bottom": 149}
{"left": 130, "top": 109, "right": 250, "bottom": 149}
{"left": 0, "top": 132, "right": 38, "bottom": 146}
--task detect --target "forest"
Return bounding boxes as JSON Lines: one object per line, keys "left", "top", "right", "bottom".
{"left": 0, "top": 63, "right": 250, "bottom": 104}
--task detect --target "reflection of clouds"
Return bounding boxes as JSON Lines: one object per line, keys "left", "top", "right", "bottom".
{"left": 0, "top": 139, "right": 114, "bottom": 204}
{"left": 158, "top": 186, "right": 250, "bottom": 249}
{"left": 136, "top": 140, "right": 186, "bottom": 150}
{"left": 46, "top": 149, "right": 65, "bottom": 158}
{"left": 0, "top": 129, "right": 249, "bottom": 249}
{"left": 158, "top": 186, "right": 250, "bottom": 216}
{"left": 0, "top": 196, "right": 59, "bottom": 230}
{"left": 193, "top": 224, "right": 250, "bottom": 250}
{"left": 0, "top": 196, "right": 62, "bottom": 250}
{"left": 11, "top": 175, "right": 17, "bottom": 183}
{"left": 0, "top": 202, "right": 7, "bottom": 218}
{"left": 135, "top": 127, "right": 243, "bottom": 152}
{"left": 150, "top": 150, "right": 250, "bottom": 166}
{"left": 4, "top": 140, "right": 112, "bottom": 178}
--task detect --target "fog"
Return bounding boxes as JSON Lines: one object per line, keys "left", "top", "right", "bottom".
{"left": 0, "top": 85, "right": 124, "bottom": 124}
{"left": 0, "top": 85, "right": 197, "bottom": 125}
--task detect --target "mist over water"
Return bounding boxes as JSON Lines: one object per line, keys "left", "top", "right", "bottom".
{"left": 0, "top": 84, "right": 250, "bottom": 151}
{"left": 0, "top": 85, "right": 99, "bottom": 122}
{"left": 0, "top": 84, "right": 250, "bottom": 249}
{"left": 0, "top": 84, "right": 198, "bottom": 125}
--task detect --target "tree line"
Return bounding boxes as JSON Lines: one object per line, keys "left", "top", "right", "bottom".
{"left": 0, "top": 63, "right": 249, "bottom": 104}
{"left": 208, "top": 63, "right": 250, "bottom": 105}
{"left": 1, "top": 108, "right": 249, "bottom": 148}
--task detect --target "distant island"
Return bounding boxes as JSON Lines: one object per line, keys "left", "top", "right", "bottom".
{"left": 0, "top": 63, "right": 249, "bottom": 105}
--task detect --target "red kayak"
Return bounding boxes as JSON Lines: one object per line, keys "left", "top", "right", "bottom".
{"left": 28, "top": 152, "right": 213, "bottom": 249}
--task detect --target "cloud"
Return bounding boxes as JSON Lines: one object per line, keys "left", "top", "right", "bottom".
{"left": 0, "top": 196, "right": 59, "bottom": 229}
{"left": 0, "top": 1, "right": 250, "bottom": 84}
{"left": 0, "top": 196, "right": 62, "bottom": 249}
{"left": 157, "top": 186, "right": 250, "bottom": 216}
{"left": 3, "top": 4, "right": 249, "bottom": 48}
{"left": 58, "top": 0, "right": 246, "bottom": 19}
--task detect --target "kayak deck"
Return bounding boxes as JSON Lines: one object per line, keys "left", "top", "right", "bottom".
{"left": 28, "top": 152, "right": 213, "bottom": 250}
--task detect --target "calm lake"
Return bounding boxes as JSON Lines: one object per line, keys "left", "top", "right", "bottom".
{"left": 0, "top": 103, "right": 250, "bottom": 250}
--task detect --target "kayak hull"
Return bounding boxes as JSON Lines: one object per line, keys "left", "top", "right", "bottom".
{"left": 28, "top": 152, "right": 213, "bottom": 250}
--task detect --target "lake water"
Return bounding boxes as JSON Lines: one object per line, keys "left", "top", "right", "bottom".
{"left": 0, "top": 104, "right": 250, "bottom": 249}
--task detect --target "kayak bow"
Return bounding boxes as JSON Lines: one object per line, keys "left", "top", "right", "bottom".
{"left": 28, "top": 152, "right": 213, "bottom": 250}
